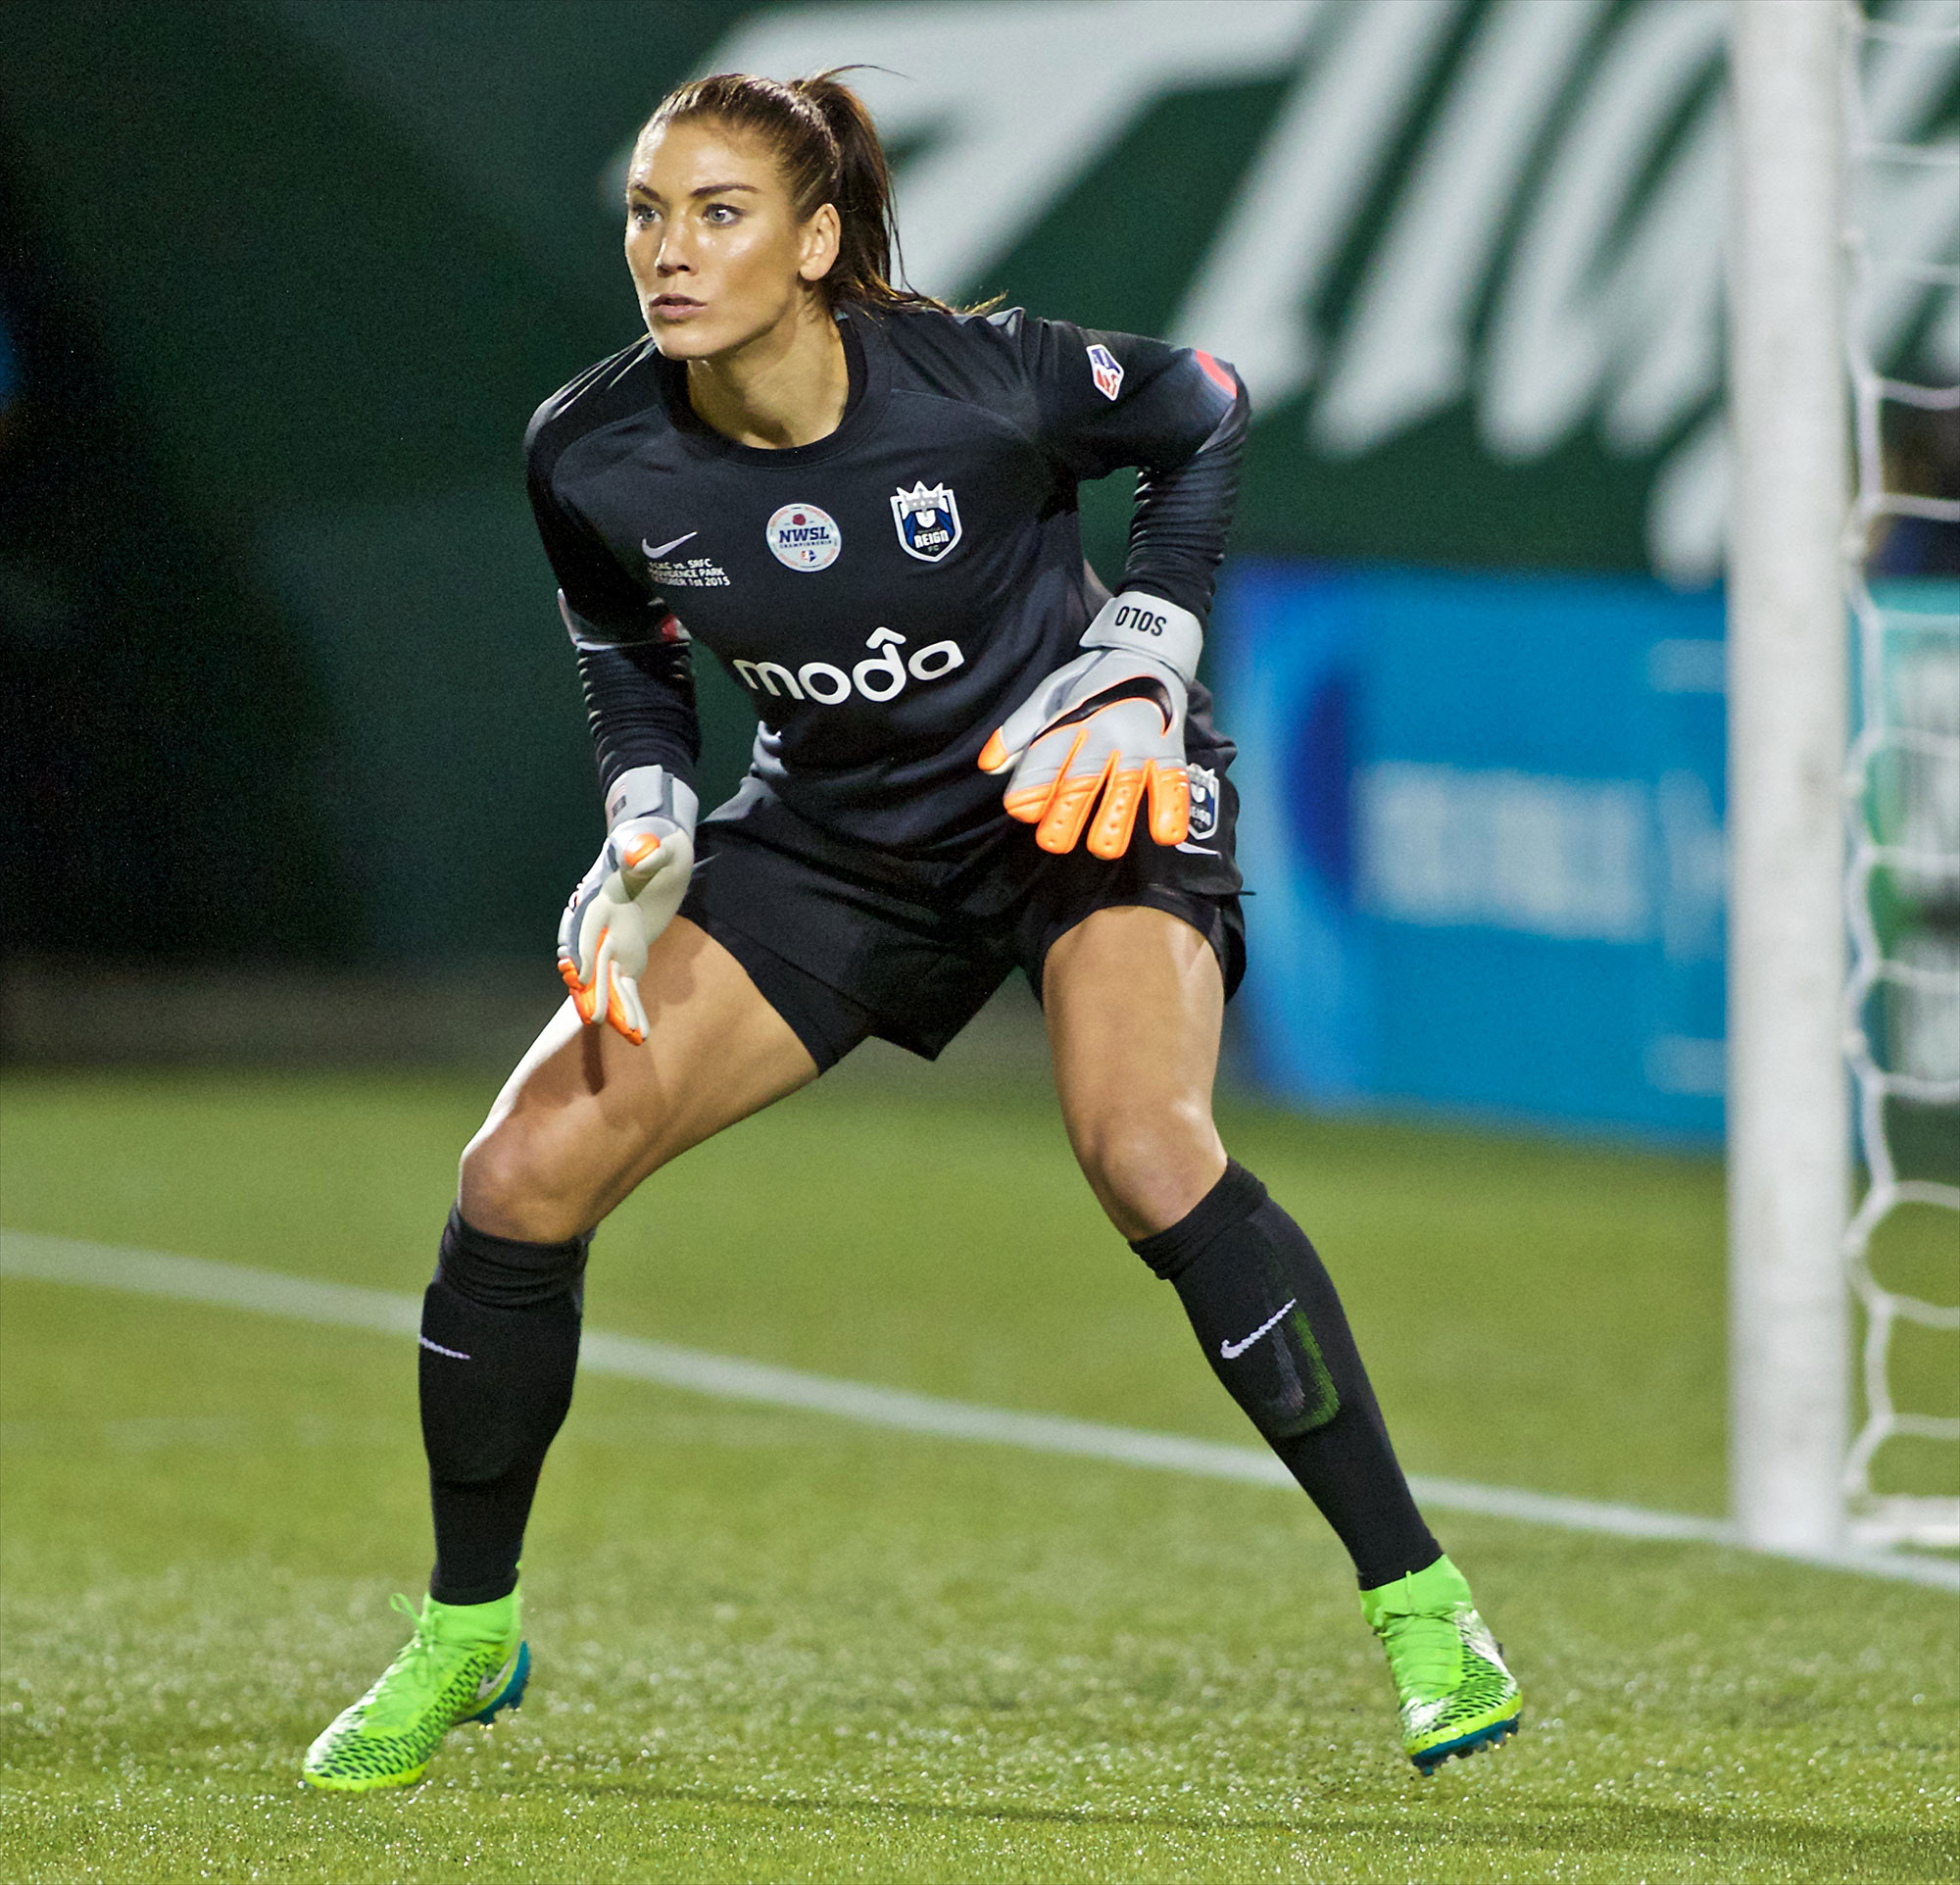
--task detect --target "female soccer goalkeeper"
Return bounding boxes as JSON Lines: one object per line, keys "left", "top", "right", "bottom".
{"left": 303, "top": 70, "right": 1519, "bottom": 1792}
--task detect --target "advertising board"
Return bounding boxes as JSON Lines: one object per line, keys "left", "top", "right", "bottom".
{"left": 1221, "top": 563, "right": 1729, "bottom": 1137}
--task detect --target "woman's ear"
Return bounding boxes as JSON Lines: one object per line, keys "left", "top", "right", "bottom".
{"left": 798, "top": 202, "right": 841, "bottom": 285}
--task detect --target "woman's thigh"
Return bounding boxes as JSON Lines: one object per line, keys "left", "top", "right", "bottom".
{"left": 1042, "top": 904, "right": 1228, "bottom": 1239}
{"left": 460, "top": 917, "right": 820, "bottom": 1241}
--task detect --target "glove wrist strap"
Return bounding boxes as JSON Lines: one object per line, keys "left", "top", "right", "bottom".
{"left": 606, "top": 766, "right": 699, "bottom": 838}
{"left": 1079, "top": 591, "right": 1202, "bottom": 684}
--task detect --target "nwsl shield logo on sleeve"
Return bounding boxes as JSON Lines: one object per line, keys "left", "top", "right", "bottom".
{"left": 1087, "top": 343, "right": 1124, "bottom": 401}
{"left": 890, "top": 480, "right": 962, "bottom": 563}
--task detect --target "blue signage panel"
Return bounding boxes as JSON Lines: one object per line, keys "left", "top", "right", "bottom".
{"left": 1218, "top": 563, "right": 1728, "bottom": 1139}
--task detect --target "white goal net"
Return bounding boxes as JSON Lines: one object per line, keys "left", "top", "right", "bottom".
{"left": 1838, "top": 0, "right": 1960, "bottom": 1550}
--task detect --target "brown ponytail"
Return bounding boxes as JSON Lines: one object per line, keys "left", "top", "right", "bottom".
{"left": 641, "top": 69, "right": 956, "bottom": 316}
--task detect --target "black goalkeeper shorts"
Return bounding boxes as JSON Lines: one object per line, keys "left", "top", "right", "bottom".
{"left": 676, "top": 766, "right": 1246, "bottom": 1071}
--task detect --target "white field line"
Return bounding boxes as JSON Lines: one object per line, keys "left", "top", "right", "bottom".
{"left": 4, "top": 1229, "right": 1954, "bottom": 1594}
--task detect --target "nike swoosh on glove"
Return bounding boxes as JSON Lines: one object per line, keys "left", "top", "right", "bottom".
{"left": 557, "top": 769, "right": 696, "bottom": 1046}
{"left": 979, "top": 647, "right": 1190, "bottom": 858}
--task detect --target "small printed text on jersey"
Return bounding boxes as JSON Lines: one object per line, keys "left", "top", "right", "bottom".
{"left": 641, "top": 537, "right": 730, "bottom": 588}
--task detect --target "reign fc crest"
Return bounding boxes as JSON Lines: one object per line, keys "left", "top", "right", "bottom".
{"left": 890, "top": 480, "right": 962, "bottom": 563}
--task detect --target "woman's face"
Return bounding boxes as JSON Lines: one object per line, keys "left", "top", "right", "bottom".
{"left": 624, "top": 117, "right": 838, "bottom": 361}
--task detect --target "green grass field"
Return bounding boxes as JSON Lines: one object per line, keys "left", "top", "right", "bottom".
{"left": 2, "top": 1068, "right": 1955, "bottom": 1882}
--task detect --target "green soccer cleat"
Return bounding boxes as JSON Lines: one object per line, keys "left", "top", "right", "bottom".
{"left": 302, "top": 1588, "right": 528, "bottom": 1792}
{"left": 1360, "top": 1556, "right": 1521, "bottom": 1774}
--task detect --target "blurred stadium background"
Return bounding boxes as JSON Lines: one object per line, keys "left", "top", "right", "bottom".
{"left": 2, "top": 4, "right": 1956, "bottom": 1881}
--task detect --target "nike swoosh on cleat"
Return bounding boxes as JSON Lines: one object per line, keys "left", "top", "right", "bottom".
{"left": 476, "top": 1649, "right": 520, "bottom": 1702}
{"left": 642, "top": 532, "right": 697, "bottom": 560}
{"left": 1219, "top": 1297, "right": 1297, "bottom": 1361}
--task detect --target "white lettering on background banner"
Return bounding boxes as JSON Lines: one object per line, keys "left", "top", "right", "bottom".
{"left": 1356, "top": 763, "right": 1651, "bottom": 943}
{"left": 675, "top": 0, "right": 1957, "bottom": 587}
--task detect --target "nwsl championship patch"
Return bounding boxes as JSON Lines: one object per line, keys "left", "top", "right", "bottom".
{"left": 765, "top": 502, "right": 842, "bottom": 571}
{"left": 890, "top": 480, "right": 962, "bottom": 563}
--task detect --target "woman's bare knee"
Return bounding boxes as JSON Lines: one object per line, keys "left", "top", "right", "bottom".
{"left": 458, "top": 1119, "right": 585, "bottom": 1243}
{"left": 450, "top": 923, "right": 818, "bottom": 1245}
{"left": 1069, "top": 1097, "right": 1225, "bottom": 1241}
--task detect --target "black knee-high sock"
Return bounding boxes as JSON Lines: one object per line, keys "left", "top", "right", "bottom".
{"left": 1131, "top": 1162, "right": 1440, "bottom": 1588}
{"left": 419, "top": 1209, "right": 589, "bottom": 1606}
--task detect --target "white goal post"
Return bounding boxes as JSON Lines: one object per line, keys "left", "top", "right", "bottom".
{"left": 1726, "top": 0, "right": 1852, "bottom": 1556}
{"left": 1729, "top": 0, "right": 1960, "bottom": 1558}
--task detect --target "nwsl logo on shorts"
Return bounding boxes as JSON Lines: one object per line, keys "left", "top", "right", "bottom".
{"left": 889, "top": 480, "right": 962, "bottom": 563}
{"left": 1087, "top": 343, "right": 1124, "bottom": 401}
{"left": 765, "top": 502, "right": 842, "bottom": 571}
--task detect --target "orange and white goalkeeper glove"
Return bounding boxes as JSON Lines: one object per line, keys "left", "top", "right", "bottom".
{"left": 979, "top": 591, "right": 1202, "bottom": 858}
{"left": 557, "top": 766, "right": 698, "bottom": 1045}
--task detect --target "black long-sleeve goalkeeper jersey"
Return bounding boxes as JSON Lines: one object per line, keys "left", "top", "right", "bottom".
{"left": 524, "top": 303, "right": 1248, "bottom": 859}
